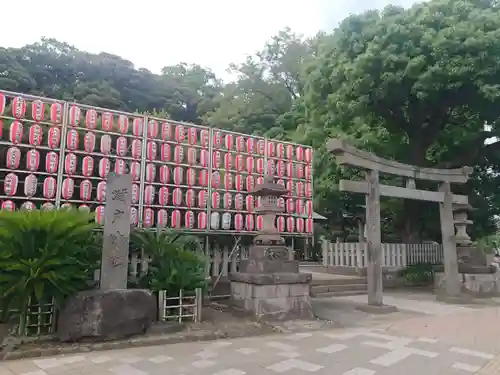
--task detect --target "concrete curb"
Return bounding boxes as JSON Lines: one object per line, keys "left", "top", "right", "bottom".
{"left": 1, "top": 323, "right": 277, "bottom": 361}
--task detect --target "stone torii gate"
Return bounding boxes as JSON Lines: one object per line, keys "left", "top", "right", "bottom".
{"left": 327, "top": 139, "right": 472, "bottom": 310}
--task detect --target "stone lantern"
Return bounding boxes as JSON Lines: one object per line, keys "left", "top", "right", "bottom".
{"left": 453, "top": 203, "right": 473, "bottom": 246}
{"left": 453, "top": 203, "right": 493, "bottom": 273}
{"left": 229, "top": 175, "right": 314, "bottom": 320}
{"left": 239, "top": 175, "right": 296, "bottom": 272}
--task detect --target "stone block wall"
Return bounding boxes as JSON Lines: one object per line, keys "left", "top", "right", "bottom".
{"left": 230, "top": 282, "right": 313, "bottom": 320}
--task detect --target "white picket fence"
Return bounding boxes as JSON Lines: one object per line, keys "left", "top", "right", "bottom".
{"left": 321, "top": 241, "right": 443, "bottom": 269}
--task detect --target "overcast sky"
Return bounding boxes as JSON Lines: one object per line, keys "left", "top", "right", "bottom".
{"left": 1, "top": 0, "right": 418, "bottom": 78}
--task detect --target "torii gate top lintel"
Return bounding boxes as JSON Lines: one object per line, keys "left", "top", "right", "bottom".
{"left": 327, "top": 138, "right": 472, "bottom": 184}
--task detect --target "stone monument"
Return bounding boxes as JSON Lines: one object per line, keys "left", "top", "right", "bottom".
{"left": 229, "top": 175, "right": 314, "bottom": 320}
{"left": 57, "top": 173, "right": 157, "bottom": 342}
{"left": 100, "top": 173, "right": 134, "bottom": 289}
{"left": 434, "top": 203, "right": 499, "bottom": 299}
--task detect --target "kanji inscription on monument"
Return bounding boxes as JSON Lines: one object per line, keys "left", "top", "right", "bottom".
{"left": 100, "top": 173, "right": 132, "bottom": 290}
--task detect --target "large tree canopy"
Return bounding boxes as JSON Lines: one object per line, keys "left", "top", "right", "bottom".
{"left": 302, "top": 0, "right": 500, "bottom": 241}
{"left": 0, "top": 38, "right": 220, "bottom": 123}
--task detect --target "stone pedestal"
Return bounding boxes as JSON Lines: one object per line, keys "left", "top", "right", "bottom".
{"left": 230, "top": 272, "right": 314, "bottom": 320}
{"left": 434, "top": 271, "right": 500, "bottom": 299}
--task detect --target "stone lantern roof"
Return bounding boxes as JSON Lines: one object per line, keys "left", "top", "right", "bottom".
{"left": 250, "top": 175, "right": 287, "bottom": 197}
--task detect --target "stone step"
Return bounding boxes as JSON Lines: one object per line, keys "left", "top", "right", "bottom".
{"left": 310, "top": 277, "right": 366, "bottom": 286}
{"left": 312, "top": 290, "right": 368, "bottom": 298}
{"left": 311, "top": 283, "right": 367, "bottom": 295}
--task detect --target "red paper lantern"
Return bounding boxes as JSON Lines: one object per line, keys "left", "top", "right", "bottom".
{"left": 245, "top": 215, "right": 254, "bottom": 231}
{"left": 133, "top": 118, "right": 143, "bottom": 136}
{"left": 96, "top": 181, "right": 106, "bottom": 202}
{"left": 4, "top": 173, "right": 18, "bottom": 196}
{"left": 85, "top": 109, "right": 98, "bottom": 129}
{"left": 43, "top": 177, "right": 57, "bottom": 199}
{"left": 187, "top": 127, "right": 197, "bottom": 144}
{"left": 159, "top": 187, "right": 169, "bottom": 206}
{"left": 157, "top": 209, "right": 168, "bottom": 227}
{"left": 234, "top": 193, "right": 244, "bottom": 211}
{"left": 6, "top": 147, "right": 20, "bottom": 170}
{"left": 9, "top": 121, "right": 23, "bottom": 144}
{"left": 100, "top": 134, "right": 112, "bottom": 154}
{"left": 224, "top": 134, "right": 233, "bottom": 150}
{"left": 50, "top": 103, "right": 63, "bottom": 124}
{"left": 101, "top": 112, "right": 113, "bottom": 131}
{"left": 198, "top": 212, "right": 207, "bottom": 229}
{"left": 68, "top": 105, "right": 81, "bottom": 126}
{"left": 64, "top": 153, "right": 77, "bottom": 175}
{"left": 61, "top": 178, "right": 74, "bottom": 200}
{"left": 46, "top": 152, "right": 59, "bottom": 173}
{"left": 24, "top": 174, "right": 37, "bottom": 197}
{"left": 143, "top": 208, "right": 154, "bottom": 228}
{"left": 186, "top": 189, "right": 195, "bottom": 207}
{"left": 85, "top": 132, "right": 96, "bottom": 153}
{"left": 148, "top": 120, "right": 159, "bottom": 138}
{"left": 161, "top": 122, "right": 172, "bottom": 140}
{"left": 234, "top": 213, "right": 244, "bottom": 231}
{"left": 144, "top": 185, "right": 155, "bottom": 205}
{"left": 47, "top": 127, "right": 60, "bottom": 148}
{"left": 32, "top": 100, "right": 44, "bottom": 122}
{"left": 118, "top": 115, "right": 129, "bottom": 133}
{"left": 161, "top": 143, "right": 171, "bottom": 161}
{"left": 171, "top": 210, "right": 181, "bottom": 228}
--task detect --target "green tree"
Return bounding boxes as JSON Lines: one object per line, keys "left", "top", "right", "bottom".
{"left": 161, "top": 63, "right": 221, "bottom": 123}
{"left": 303, "top": 0, "right": 500, "bottom": 242}
{"left": 0, "top": 38, "right": 221, "bottom": 123}
{"left": 205, "top": 28, "right": 321, "bottom": 137}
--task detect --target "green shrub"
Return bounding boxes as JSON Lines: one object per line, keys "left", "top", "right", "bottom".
{"left": 0, "top": 210, "right": 100, "bottom": 320}
{"left": 399, "top": 263, "right": 435, "bottom": 285}
{"left": 130, "top": 230, "right": 206, "bottom": 295}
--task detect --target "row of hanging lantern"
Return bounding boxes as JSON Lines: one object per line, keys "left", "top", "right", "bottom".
{"left": 92, "top": 206, "right": 314, "bottom": 233}
{"left": 0, "top": 95, "right": 312, "bottom": 163}
{"left": 0, "top": 92, "right": 314, "bottom": 234}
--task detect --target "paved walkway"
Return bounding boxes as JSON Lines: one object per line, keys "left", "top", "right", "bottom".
{"left": 2, "top": 294, "right": 500, "bottom": 375}
{"left": 0, "top": 325, "right": 496, "bottom": 375}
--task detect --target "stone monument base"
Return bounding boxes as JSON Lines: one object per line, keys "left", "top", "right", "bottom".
{"left": 229, "top": 272, "right": 314, "bottom": 321}
{"left": 57, "top": 289, "right": 157, "bottom": 342}
{"left": 434, "top": 272, "right": 500, "bottom": 300}
{"left": 355, "top": 304, "right": 398, "bottom": 314}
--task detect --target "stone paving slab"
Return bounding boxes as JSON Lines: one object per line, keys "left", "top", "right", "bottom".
{"left": 477, "top": 354, "right": 500, "bottom": 375}
{"left": 0, "top": 326, "right": 494, "bottom": 375}
{"left": 329, "top": 293, "right": 483, "bottom": 316}
{"left": 380, "top": 307, "right": 500, "bottom": 352}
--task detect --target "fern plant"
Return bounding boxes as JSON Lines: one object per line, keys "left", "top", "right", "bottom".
{"left": 130, "top": 229, "right": 206, "bottom": 295}
{"left": 0, "top": 210, "right": 100, "bottom": 322}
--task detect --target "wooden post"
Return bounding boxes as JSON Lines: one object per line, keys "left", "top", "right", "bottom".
{"left": 365, "top": 170, "right": 383, "bottom": 306}
{"left": 439, "top": 182, "right": 461, "bottom": 297}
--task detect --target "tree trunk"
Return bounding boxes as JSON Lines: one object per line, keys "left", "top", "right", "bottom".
{"left": 401, "top": 202, "right": 422, "bottom": 244}
{"left": 401, "top": 140, "right": 425, "bottom": 244}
